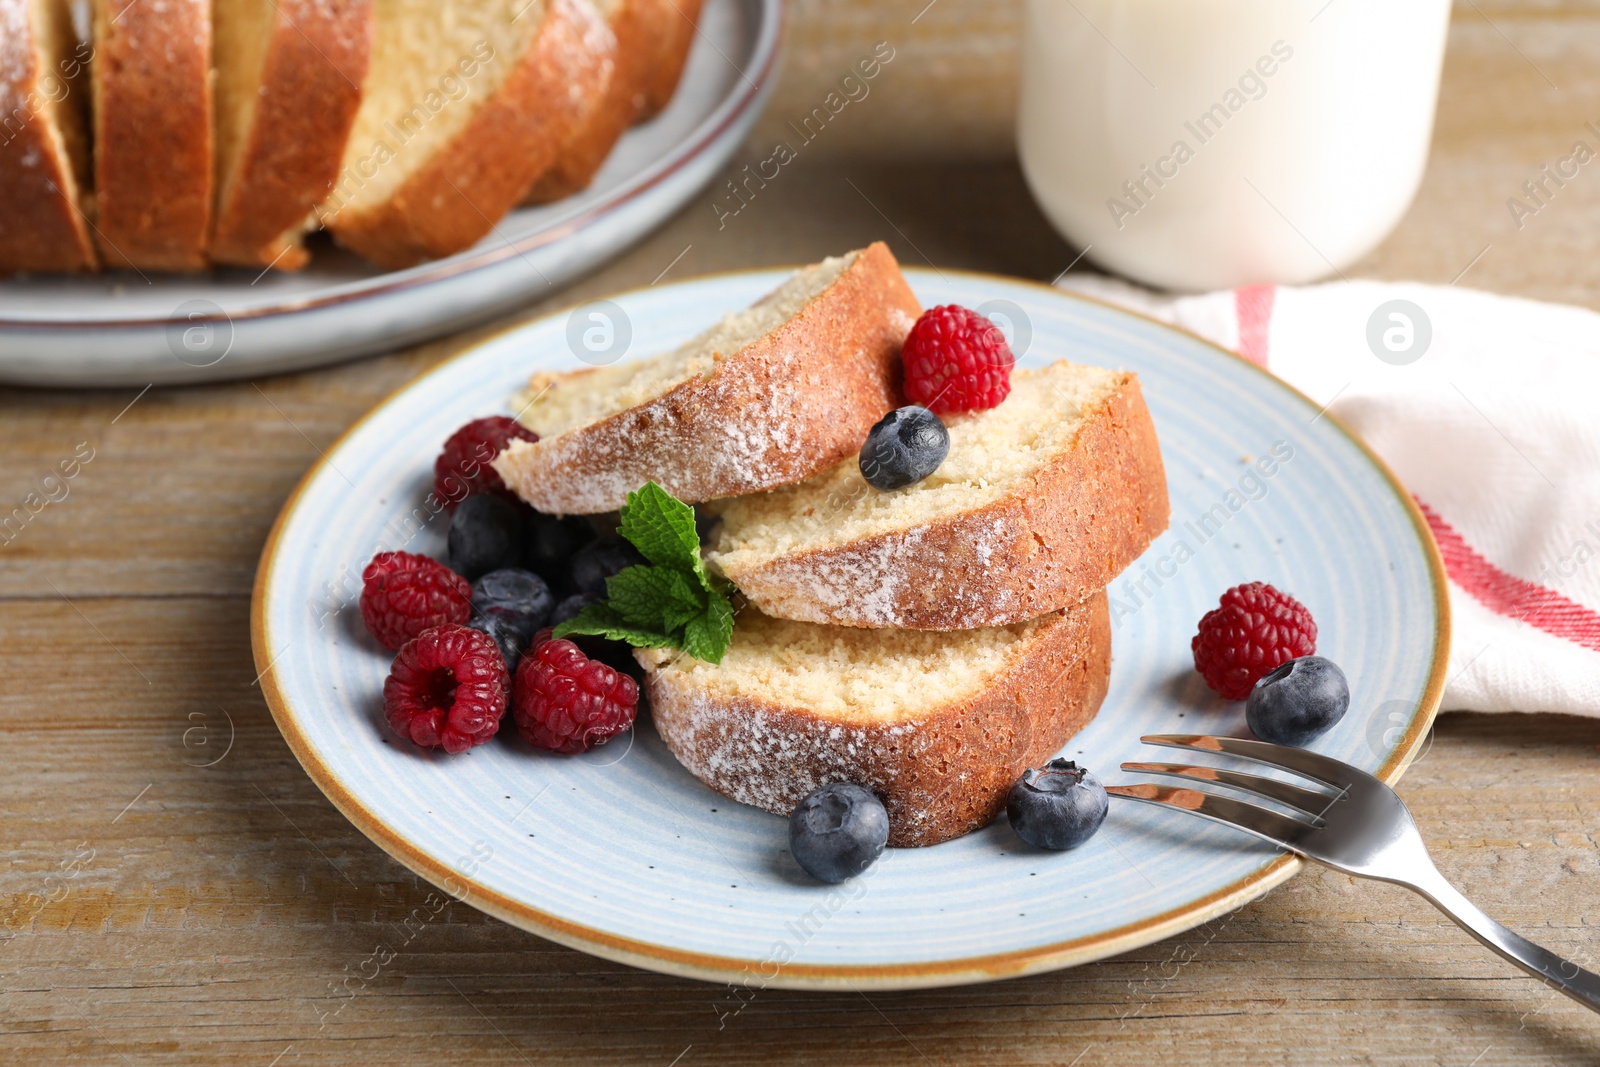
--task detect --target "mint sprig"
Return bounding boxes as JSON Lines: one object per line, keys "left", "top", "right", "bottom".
{"left": 552, "top": 482, "right": 736, "bottom": 664}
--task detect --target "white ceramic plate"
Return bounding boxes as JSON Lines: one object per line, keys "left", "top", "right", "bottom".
{"left": 0, "top": 0, "right": 779, "bottom": 388}
{"left": 253, "top": 268, "right": 1449, "bottom": 990}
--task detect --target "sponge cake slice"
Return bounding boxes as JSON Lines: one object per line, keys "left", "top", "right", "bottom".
{"left": 706, "top": 363, "right": 1169, "bottom": 630}
{"left": 641, "top": 591, "right": 1112, "bottom": 847}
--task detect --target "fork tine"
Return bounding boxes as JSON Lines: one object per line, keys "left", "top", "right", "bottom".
{"left": 1105, "top": 783, "right": 1314, "bottom": 848}
{"left": 1139, "top": 734, "right": 1359, "bottom": 789}
{"left": 1120, "top": 762, "right": 1338, "bottom": 822}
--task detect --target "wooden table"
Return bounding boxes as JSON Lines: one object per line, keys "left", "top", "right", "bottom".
{"left": 5, "top": 3, "right": 1599, "bottom": 1063}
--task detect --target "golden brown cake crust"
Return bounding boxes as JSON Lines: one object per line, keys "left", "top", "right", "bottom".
{"left": 92, "top": 0, "right": 213, "bottom": 272}
{"left": 493, "top": 241, "right": 920, "bottom": 514}
{"left": 522, "top": 0, "right": 650, "bottom": 205}
{"left": 0, "top": 0, "right": 97, "bottom": 273}
{"left": 710, "top": 374, "right": 1170, "bottom": 630}
{"left": 208, "top": 0, "right": 372, "bottom": 270}
{"left": 636, "top": 0, "right": 700, "bottom": 119}
{"left": 523, "top": 0, "right": 701, "bottom": 203}
{"left": 644, "top": 591, "right": 1112, "bottom": 848}
{"left": 324, "top": 0, "right": 613, "bottom": 270}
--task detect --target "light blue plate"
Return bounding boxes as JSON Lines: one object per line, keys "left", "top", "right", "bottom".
{"left": 253, "top": 268, "right": 1449, "bottom": 990}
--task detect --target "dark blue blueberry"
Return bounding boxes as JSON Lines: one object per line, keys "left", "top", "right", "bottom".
{"left": 447, "top": 495, "right": 524, "bottom": 582}
{"left": 1246, "top": 656, "right": 1350, "bottom": 746}
{"left": 1007, "top": 759, "right": 1107, "bottom": 850}
{"left": 788, "top": 782, "right": 889, "bottom": 883}
{"left": 547, "top": 592, "right": 639, "bottom": 679}
{"left": 693, "top": 506, "right": 721, "bottom": 546}
{"left": 859, "top": 406, "right": 950, "bottom": 491}
{"left": 570, "top": 536, "right": 645, "bottom": 597}
{"left": 525, "top": 512, "right": 595, "bottom": 590}
{"left": 465, "top": 614, "right": 529, "bottom": 673}
{"left": 550, "top": 592, "right": 602, "bottom": 626}
{"left": 470, "top": 568, "right": 554, "bottom": 638}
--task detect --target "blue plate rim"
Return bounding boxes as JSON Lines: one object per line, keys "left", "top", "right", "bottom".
{"left": 250, "top": 266, "right": 1451, "bottom": 990}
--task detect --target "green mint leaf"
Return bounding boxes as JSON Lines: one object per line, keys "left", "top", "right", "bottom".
{"left": 569, "top": 480, "right": 740, "bottom": 664}
{"left": 618, "top": 481, "right": 702, "bottom": 576}
{"left": 680, "top": 591, "right": 734, "bottom": 665}
{"left": 552, "top": 603, "right": 674, "bottom": 648}
{"left": 604, "top": 564, "right": 705, "bottom": 632}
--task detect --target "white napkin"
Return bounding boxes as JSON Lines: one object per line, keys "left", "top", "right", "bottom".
{"left": 1058, "top": 273, "right": 1600, "bottom": 717}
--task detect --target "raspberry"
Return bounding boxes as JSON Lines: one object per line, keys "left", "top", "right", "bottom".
{"left": 900, "top": 304, "right": 1015, "bottom": 414}
{"left": 513, "top": 630, "right": 638, "bottom": 753}
{"left": 360, "top": 551, "right": 471, "bottom": 651}
{"left": 383, "top": 624, "right": 509, "bottom": 753}
{"left": 1191, "top": 582, "right": 1317, "bottom": 700}
{"left": 433, "top": 416, "right": 539, "bottom": 512}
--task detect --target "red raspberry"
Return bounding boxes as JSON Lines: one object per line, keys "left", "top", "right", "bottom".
{"left": 433, "top": 416, "right": 539, "bottom": 512}
{"left": 360, "top": 551, "right": 471, "bottom": 651}
{"left": 384, "top": 624, "right": 509, "bottom": 753}
{"left": 1191, "top": 582, "right": 1317, "bottom": 700}
{"left": 513, "top": 630, "right": 638, "bottom": 753}
{"left": 900, "top": 304, "right": 1015, "bottom": 414}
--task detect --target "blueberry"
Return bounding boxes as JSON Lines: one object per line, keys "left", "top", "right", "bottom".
{"left": 859, "top": 406, "right": 950, "bottom": 491}
{"left": 693, "top": 506, "right": 721, "bottom": 545}
{"left": 525, "top": 512, "right": 594, "bottom": 589}
{"left": 1007, "top": 759, "right": 1108, "bottom": 851}
{"left": 470, "top": 568, "right": 554, "bottom": 638}
{"left": 550, "top": 592, "right": 601, "bottom": 626}
{"left": 545, "top": 593, "right": 640, "bottom": 678}
{"left": 788, "top": 782, "right": 889, "bottom": 883}
{"left": 1246, "top": 656, "right": 1350, "bottom": 746}
{"left": 447, "top": 495, "right": 524, "bottom": 582}
{"left": 465, "top": 614, "right": 529, "bottom": 673}
{"left": 570, "top": 536, "right": 645, "bottom": 597}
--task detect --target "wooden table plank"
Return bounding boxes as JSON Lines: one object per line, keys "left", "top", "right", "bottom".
{"left": 4, "top": 3, "right": 1600, "bottom": 1064}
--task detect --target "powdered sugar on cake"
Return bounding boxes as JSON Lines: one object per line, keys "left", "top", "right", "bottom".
{"left": 492, "top": 243, "right": 919, "bottom": 515}
{"left": 640, "top": 594, "right": 1112, "bottom": 847}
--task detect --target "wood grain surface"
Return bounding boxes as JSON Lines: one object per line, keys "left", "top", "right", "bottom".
{"left": 4, "top": 2, "right": 1600, "bottom": 1063}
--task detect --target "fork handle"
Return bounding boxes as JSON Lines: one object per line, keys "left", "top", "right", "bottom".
{"left": 1407, "top": 867, "right": 1600, "bottom": 1015}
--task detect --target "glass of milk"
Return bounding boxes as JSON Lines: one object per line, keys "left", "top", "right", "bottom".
{"left": 1018, "top": 0, "right": 1452, "bottom": 291}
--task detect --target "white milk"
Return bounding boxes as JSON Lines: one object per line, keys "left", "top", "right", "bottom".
{"left": 1018, "top": 0, "right": 1452, "bottom": 291}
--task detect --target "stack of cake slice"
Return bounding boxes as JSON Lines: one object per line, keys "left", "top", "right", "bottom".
{"left": 494, "top": 242, "right": 1170, "bottom": 845}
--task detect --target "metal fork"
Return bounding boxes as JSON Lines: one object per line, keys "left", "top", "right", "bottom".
{"left": 1107, "top": 734, "right": 1600, "bottom": 1015}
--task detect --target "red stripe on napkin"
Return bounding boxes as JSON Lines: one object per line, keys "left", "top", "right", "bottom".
{"left": 1417, "top": 498, "right": 1600, "bottom": 653}
{"left": 1235, "top": 285, "right": 1276, "bottom": 367}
